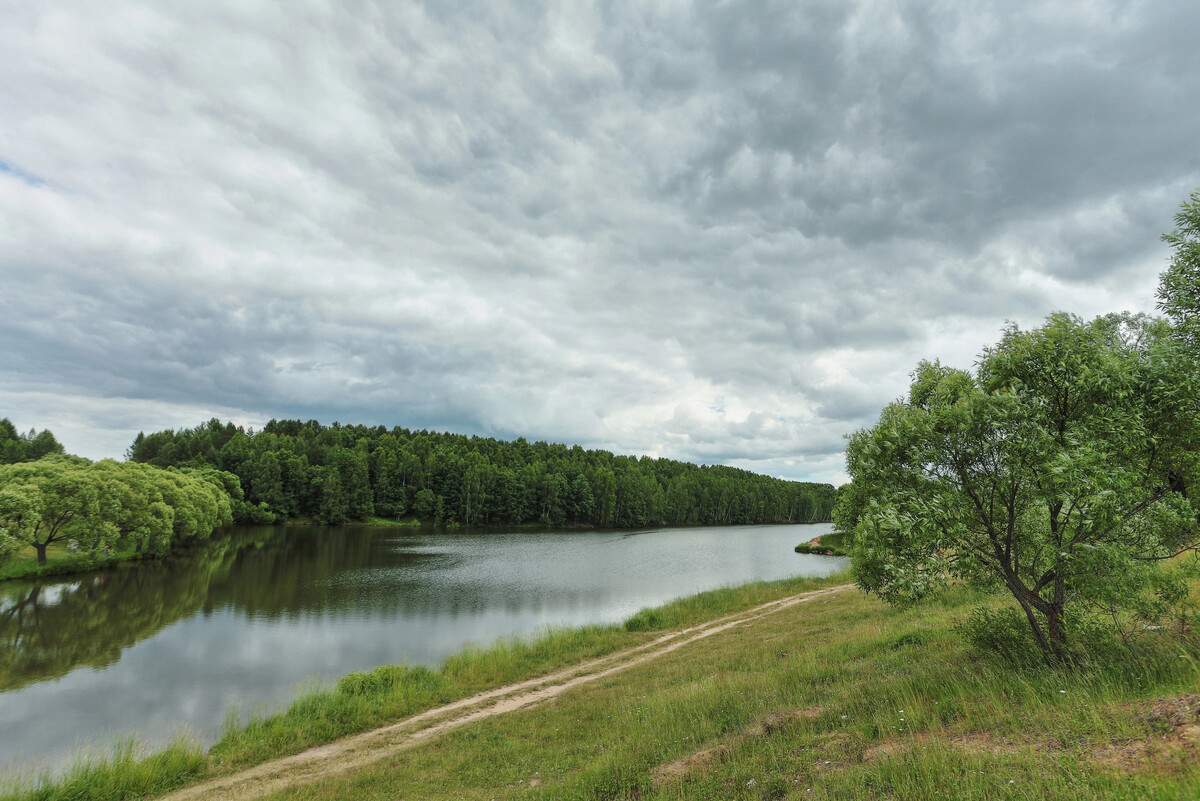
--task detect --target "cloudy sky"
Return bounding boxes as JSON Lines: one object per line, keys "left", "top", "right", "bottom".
{"left": 2, "top": 1, "right": 1198, "bottom": 484}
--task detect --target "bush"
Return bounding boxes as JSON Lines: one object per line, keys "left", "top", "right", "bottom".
{"left": 956, "top": 606, "right": 1045, "bottom": 669}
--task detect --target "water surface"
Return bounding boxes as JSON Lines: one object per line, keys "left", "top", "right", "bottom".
{"left": 0, "top": 523, "right": 844, "bottom": 771}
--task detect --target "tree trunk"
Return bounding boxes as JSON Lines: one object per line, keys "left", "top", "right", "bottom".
{"left": 1047, "top": 574, "right": 1069, "bottom": 663}
{"left": 1014, "top": 591, "right": 1054, "bottom": 663}
{"left": 34, "top": 542, "right": 48, "bottom": 566}
{"left": 1046, "top": 609, "right": 1068, "bottom": 660}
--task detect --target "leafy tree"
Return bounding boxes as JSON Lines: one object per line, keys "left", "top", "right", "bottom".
{"left": 1157, "top": 188, "right": 1200, "bottom": 350}
{"left": 0, "top": 484, "right": 40, "bottom": 560}
{"left": 566, "top": 473, "right": 595, "bottom": 524}
{"left": 0, "top": 458, "right": 104, "bottom": 564}
{"left": 830, "top": 481, "right": 866, "bottom": 536}
{"left": 846, "top": 313, "right": 1200, "bottom": 663}
{"left": 0, "top": 458, "right": 236, "bottom": 567}
{"left": 411, "top": 488, "right": 439, "bottom": 522}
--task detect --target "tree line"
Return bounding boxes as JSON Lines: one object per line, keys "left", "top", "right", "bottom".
{"left": 127, "top": 421, "right": 835, "bottom": 529}
{"left": 837, "top": 190, "right": 1200, "bottom": 664}
{"left": 1, "top": 419, "right": 65, "bottom": 464}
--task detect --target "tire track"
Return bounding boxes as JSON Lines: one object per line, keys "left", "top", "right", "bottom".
{"left": 162, "top": 584, "right": 852, "bottom": 801}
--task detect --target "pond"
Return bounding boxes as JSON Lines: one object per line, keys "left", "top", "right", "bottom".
{"left": 0, "top": 523, "right": 846, "bottom": 772}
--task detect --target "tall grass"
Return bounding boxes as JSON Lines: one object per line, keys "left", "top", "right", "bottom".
{"left": 0, "top": 740, "right": 205, "bottom": 801}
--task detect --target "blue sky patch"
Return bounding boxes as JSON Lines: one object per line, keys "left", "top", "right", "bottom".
{"left": 0, "top": 160, "right": 46, "bottom": 187}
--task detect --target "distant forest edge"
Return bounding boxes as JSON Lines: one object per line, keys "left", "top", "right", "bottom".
{"left": 127, "top": 418, "right": 836, "bottom": 528}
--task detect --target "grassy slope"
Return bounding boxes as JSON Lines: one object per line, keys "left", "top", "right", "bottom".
{"left": 5, "top": 572, "right": 1198, "bottom": 800}
{"left": 268, "top": 584, "right": 1200, "bottom": 801}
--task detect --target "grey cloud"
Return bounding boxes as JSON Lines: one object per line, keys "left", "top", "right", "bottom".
{"left": 2, "top": 0, "right": 1197, "bottom": 484}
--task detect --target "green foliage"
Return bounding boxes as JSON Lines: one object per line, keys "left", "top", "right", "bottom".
{"left": 0, "top": 419, "right": 65, "bottom": 465}
{"left": 1157, "top": 188, "right": 1200, "bottom": 350}
{"left": 0, "top": 458, "right": 236, "bottom": 570}
{"left": 846, "top": 312, "right": 1200, "bottom": 663}
{"left": 126, "top": 418, "right": 837, "bottom": 529}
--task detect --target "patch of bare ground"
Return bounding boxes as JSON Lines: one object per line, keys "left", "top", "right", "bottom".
{"left": 651, "top": 745, "right": 731, "bottom": 785}
{"left": 745, "top": 707, "right": 824, "bottom": 736}
{"left": 1090, "top": 693, "right": 1200, "bottom": 774}
{"left": 835, "top": 694, "right": 1200, "bottom": 777}
{"left": 861, "top": 740, "right": 910, "bottom": 763}
{"left": 652, "top": 707, "right": 825, "bottom": 787}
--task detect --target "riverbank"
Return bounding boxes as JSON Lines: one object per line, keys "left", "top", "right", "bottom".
{"left": 5, "top": 570, "right": 1198, "bottom": 800}
{"left": 793, "top": 530, "right": 849, "bottom": 557}
{"left": 0, "top": 544, "right": 155, "bottom": 583}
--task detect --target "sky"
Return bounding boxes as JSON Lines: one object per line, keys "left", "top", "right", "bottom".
{"left": 2, "top": 1, "right": 1198, "bottom": 485}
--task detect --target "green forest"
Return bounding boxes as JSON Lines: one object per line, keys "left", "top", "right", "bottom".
{"left": 127, "top": 420, "right": 835, "bottom": 528}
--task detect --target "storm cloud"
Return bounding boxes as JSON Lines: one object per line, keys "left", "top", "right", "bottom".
{"left": 2, "top": 0, "right": 1198, "bottom": 483}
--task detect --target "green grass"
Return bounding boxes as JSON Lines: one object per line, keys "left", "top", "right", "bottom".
{"left": 360, "top": 516, "right": 423, "bottom": 527}
{"left": 264, "top": 583, "right": 1200, "bottom": 801}
{"left": 0, "top": 544, "right": 144, "bottom": 582}
{"left": 0, "top": 574, "right": 847, "bottom": 800}
{"left": 0, "top": 740, "right": 206, "bottom": 801}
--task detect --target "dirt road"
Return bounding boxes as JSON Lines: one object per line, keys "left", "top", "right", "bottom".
{"left": 162, "top": 583, "right": 852, "bottom": 801}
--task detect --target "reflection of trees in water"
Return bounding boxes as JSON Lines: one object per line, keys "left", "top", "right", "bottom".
{"left": 0, "top": 525, "right": 622, "bottom": 693}
{"left": 0, "top": 528, "right": 285, "bottom": 691}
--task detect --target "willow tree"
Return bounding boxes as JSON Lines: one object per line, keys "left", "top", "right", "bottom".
{"left": 846, "top": 313, "right": 1200, "bottom": 663}
{"left": 1157, "top": 189, "right": 1200, "bottom": 350}
{"left": 0, "top": 458, "right": 104, "bottom": 565}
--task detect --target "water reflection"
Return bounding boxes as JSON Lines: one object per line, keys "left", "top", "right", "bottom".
{"left": 0, "top": 523, "right": 844, "bottom": 772}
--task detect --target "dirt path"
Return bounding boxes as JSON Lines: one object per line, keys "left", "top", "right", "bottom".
{"left": 162, "top": 584, "right": 852, "bottom": 801}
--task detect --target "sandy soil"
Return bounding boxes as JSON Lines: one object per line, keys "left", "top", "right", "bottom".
{"left": 161, "top": 584, "right": 852, "bottom": 801}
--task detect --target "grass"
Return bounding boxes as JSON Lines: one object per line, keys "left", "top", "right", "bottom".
{"left": 263, "top": 584, "right": 1200, "bottom": 800}
{"left": 0, "top": 740, "right": 207, "bottom": 801}
{"left": 0, "top": 573, "right": 847, "bottom": 801}
{"left": 0, "top": 544, "right": 143, "bottom": 582}
{"left": 361, "top": 516, "right": 423, "bottom": 527}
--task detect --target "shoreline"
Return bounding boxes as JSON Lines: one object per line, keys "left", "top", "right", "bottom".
{"left": 0, "top": 518, "right": 834, "bottom": 584}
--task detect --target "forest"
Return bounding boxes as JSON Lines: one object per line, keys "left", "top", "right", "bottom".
{"left": 127, "top": 420, "right": 836, "bottom": 528}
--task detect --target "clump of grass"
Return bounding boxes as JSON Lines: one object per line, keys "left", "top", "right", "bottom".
{"left": 0, "top": 739, "right": 206, "bottom": 801}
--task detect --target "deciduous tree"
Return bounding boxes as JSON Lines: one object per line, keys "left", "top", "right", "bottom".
{"left": 846, "top": 313, "right": 1200, "bottom": 663}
